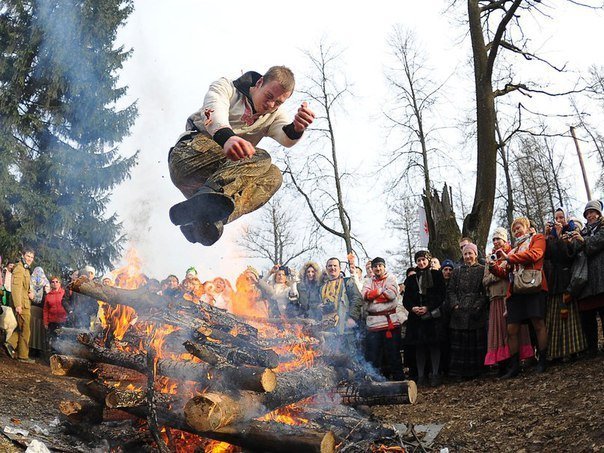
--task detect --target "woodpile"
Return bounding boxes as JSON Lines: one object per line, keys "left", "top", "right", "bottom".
{"left": 52, "top": 277, "right": 416, "bottom": 452}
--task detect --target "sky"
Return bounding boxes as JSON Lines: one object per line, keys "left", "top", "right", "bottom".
{"left": 108, "top": 0, "right": 604, "bottom": 282}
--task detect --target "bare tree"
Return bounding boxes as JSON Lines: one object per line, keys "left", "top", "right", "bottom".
{"left": 237, "top": 194, "right": 319, "bottom": 267}
{"left": 285, "top": 40, "right": 366, "bottom": 256}
{"left": 383, "top": 26, "right": 461, "bottom": 258}
{"left": 387, "top": 195, "right": 421, "bottom": 272}
{"left": 460, "top": 0, "right": 602, "bottom": 251}
{"left": 510, "top": 135, "right": 570, "bottom": 230}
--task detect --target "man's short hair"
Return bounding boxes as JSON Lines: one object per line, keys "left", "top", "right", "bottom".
{"left": 459, "top": 237, "right": 473, "bottom": 244}
{"left": 168, "top": 274, "right": 179, "bottom": 283}
{"left": 22, "top": 247, "right": 35, "bottom": 256}
{"left": 326, "top": 257, "right": 341, "bottom": 266}
{"left": 263, "top": 66, "right": 295, "bottom": 93}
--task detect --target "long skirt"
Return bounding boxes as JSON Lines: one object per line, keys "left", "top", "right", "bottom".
{"left": 449, "top": 328, "right": 487, "bottom": 378}
{"left": 545, "top": 294, "right": 587, "bottom": 359}
{"left": 485, "top": 297, "right": 534, "bottom": 365}
{"left": 29, "top": 305, "right": 46, "bottom": 352}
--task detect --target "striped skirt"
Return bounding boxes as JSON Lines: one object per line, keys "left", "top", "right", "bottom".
{"left": 449, "top": 328, "right": 487, "bottom": 378}
{"left": 485, "top": 297, "right": 534, "bottom": 365}
{"left": 545, "top": 294, "right": 587, "bottom": 359}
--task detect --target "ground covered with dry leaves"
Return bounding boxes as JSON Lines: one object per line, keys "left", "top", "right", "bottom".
{"left": 0, "top": 351, "right": 602, "bottom": 452}
{"left": 374, "top": 355, "right": 604, "bottom": 452}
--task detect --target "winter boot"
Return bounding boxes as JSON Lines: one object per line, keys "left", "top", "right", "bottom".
{"left": 497, "top": 360, "right": 508, "bottom": 377}
{"left": 169, "top": 185, "right": 234, "bottom": 226}
{"left": 500, "top": 353, "right": 520, "bottom": 379}
{"left": 536, "top": 349, "right": 547, "bottom": 373}
{"left": 180, "top": 220, "right": 224, "bottom": 246}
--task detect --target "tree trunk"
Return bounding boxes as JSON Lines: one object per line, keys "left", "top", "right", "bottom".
{"left": 424, "top": 184, "right": 461, "bottom": 260}
{"left": 463, "top": 0, "right": 501, "bottom": 252}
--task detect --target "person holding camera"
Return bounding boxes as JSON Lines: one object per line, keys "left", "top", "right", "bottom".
{"left": 402, "top": 250, "right": 446, "bottom": 386}
{"left": 445, "top": 243, "right": 489, "bottom": 381}
{"left": 258, "top": 264, "right": 299, "bottom": 318}
{"left": 544, "top": 208, "right": 587, "bottom": 361}
{"left": 484, "top": 228, "right": 533, "bottom": 374}
{"left": 567, "top": 200, "right": 604, "bottom": 357}
{"left": 491, "top": 217, "right": 548, "bottom": 378}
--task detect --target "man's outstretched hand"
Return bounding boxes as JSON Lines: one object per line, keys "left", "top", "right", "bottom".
{"left": 224, "top": 136, "right": 256, "bottom": 161}
{"left": 293, "top": 101, "right": 315, "bottom": 133}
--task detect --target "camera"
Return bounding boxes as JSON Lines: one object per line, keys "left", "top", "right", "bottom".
{"left": 490, "top": 253, "right": 498, "bottom": 261}
{"left": 278, "top": 265, "right": 290, "bottom": 277}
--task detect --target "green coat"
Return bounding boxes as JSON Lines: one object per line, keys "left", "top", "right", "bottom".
{"left": 10, "top": 262, "right": 31, "bottom": 310}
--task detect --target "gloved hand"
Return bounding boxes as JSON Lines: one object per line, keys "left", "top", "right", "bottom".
{"left": 365, "top": 289, "right": 380, "bottom": 301}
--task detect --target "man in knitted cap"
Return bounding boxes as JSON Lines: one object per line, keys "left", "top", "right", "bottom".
{"left": 362, "top": 257, "right": 404, "bottom": 380}
{"left": 168, "top": 66, "right": 315, "bottom": 246}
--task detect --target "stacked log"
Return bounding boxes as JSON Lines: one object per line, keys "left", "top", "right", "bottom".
{"left": 53, "top": 279, "right": 415, "bottom": 452}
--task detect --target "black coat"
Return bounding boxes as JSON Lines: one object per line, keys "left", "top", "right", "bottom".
{"left": 544, "top": 236, "right": 573, "bottom": 296}
{"left": 403, "top": 269, "right": 446, "bottom": 345}
{"left": 445, "top": 263, "right": 489, "bottom": 330}
{"left": 572, "top": 219, "right": 604, "bottom": 302}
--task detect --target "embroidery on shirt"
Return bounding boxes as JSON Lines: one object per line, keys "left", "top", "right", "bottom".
{"left": 203, "top": 108, "right": 214, "bottom": 128}
{"left": 241, "top": 99, "right": 256, "bottom": 126}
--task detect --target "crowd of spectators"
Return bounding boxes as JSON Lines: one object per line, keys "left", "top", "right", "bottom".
{"left": 1, "top": 200, "right": 603, "bottom": 387}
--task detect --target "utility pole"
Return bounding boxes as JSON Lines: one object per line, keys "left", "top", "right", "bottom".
{"left": 570, "top": 126, "right": 592, "bottom": 200}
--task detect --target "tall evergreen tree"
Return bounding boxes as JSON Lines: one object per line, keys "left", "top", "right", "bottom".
{"left": 0, "top": 0, "right": 137, "bottom": 275}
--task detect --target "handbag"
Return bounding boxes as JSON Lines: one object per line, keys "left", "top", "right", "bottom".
{"left": 512, "top": 268, "right": 542, "bottom": 294}
{"left": 569, "top": 251, "right": 588, "bottom": 297}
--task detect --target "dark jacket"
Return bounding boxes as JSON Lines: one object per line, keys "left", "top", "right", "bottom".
{"left": 298, "top": 280, "right": 322, "bottom": 320}
{"left": 446, "top": 263, "right": 489, "bottom": 330}
{"left": 544, "top": 236, "right": 573, "bottom": 296}
{"left": 572, "top": 218, "right": 604, "bottom": 301}
{"left": 402, "top": 269, "right": 446, "bottom": 345}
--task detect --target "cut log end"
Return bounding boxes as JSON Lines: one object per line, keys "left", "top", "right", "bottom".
{"left": 184, "top": 393, "right": 253, "bottom": 432}
{"left": 320, "top": 431, "right": 337, "bottom": 453}
{"left": 261, "top": 369, "right": 277, "bottom": 393}
{"left": 407, "top": 380, "right": 417, "bottom": 404}
{"left": 50, "top": 355, "right": 68, "bottom": 376}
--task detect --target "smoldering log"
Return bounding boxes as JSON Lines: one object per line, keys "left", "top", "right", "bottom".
{"left": 76, "top": 336, "right": 275, "bottom": 393}
{"left": 81, "top": 381, "right": 336, "bottom": 453}
{"left": 195, "top": 327, "right": 279, "bottom": 369}
{"left": 59, "top": 400, "right": 137, "bottom": 424}
{"left": 50, "top": 355, "right": 148, "bottom": 382}
{"left": 184, "top": 341, "right": 277, "bottom": 393}
{"left": 336, "top": 380, "right": 418, "bottom": 406}
{"left": 184, "top": 364, "right": 340, "bottom": 430}
{"left": 70, "top": 276, "right": 257, "bottom": 337}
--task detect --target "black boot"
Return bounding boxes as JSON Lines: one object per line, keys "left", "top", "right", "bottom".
{"left": 170, "top": 185, "right": 234, "bottom": 226}
{"left": 536, "top": 349, "right": 547, "bottom": 373}
{"left": 180, "top": 220, "right": 224, "bottom": 246}
{"left": 500, "top": 353, "right": 520, "bottom": 379}
{"left": 497, "top": 360, "right": 508, "bottom": 377}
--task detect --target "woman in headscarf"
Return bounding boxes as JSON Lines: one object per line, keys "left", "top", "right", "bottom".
{"left": 491, "top": 217, "right": 548, "bottom": 378}
{"left": 29, "top": 266, "right": 50, "bottom": 353}
{"left": 403, "top": 250, "right": 446, "bottom": 386}
{"left": 544, "top": 208, "right": 587, "bottom": 361}
{"left": 484, "top": 228, "right": 533, "bottom": 374}
{"left": 567, "top": 200, "right": 604, "bottom": 357}
{"left": 446, "top": 243, "right": 489, "bottom": 380}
